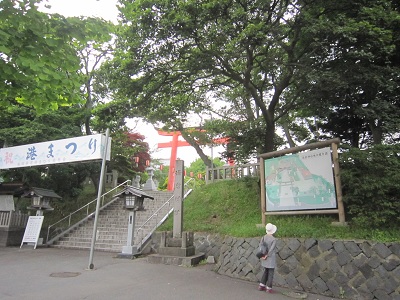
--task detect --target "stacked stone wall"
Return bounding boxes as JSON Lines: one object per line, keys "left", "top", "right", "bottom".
{"left": 192, "top": 233, "right": 400, "bottom": 300}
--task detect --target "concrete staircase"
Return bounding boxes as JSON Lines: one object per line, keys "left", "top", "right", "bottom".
{"left": 50, "top": 191, "right": 174, "bottom": 253}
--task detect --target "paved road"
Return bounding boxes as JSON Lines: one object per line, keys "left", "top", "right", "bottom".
{"left": 0, "top": 247, "right": 340, "bottom": 300}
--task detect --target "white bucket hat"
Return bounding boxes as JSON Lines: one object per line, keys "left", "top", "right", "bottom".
{"left": 266, "top": 223, "right": 277, "bottom": 234}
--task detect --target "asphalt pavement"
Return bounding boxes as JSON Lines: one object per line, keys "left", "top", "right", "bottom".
{"left": 0, "top": 247, "right": 340, "bottom": 300}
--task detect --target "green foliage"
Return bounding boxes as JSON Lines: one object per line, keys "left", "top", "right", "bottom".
{"left": 0, "top": 103, "right": 91, "bottom": 199}
{"left": 0, "top": 105, "right": 83, "bottom": 147}
{"left": 108, "top": 130, "right": 150, "bottom": 180}
{"left": 295, "top": 0, "right": 400, "bottom": 147}
{"left": 159, "top": 177, "right": 261, "bottom": 236}
{"left": 154, "top": 165, "right": 169, "bottom": 190}
{"left": 110, "top": 0, "right": 315, "bottom": 155}
{"left": 0, "top": 1, "right": 115, "bottom": 115}
{"left": 0, "top": 0, "right": 85, "bottom": 112}
{"left": 158, "top": 176, "right": 169, "bottom": 191}
{"left": 186, "top": 157, "right": 224, "bottom": 175}
{"left": 107, "top": 0, "right": 399, "bottom": 160}
{"left": 206, "top": 118, "right": 286, "bottom": 162}
{"left": 159, "top": 177, "right": 399, "bottom": 242}
{"left": 42, "top": 183, "right": 98, "bottom": 227}
{"left": 72, "top": 17, "right": 115, "bottom": 136}
{"left": 41, "top": 164, "right": 89, "bottom": 197}
{"left": 155, "top": 159, "right": 218, "bottom": 191}
{"left": 184, "top": 158, "right": 223, "bottom": 189}
{"left": 340, "top": 144, "right": 400, "bottom": 227}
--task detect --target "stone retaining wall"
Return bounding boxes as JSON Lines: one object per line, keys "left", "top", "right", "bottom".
{"left": 192, "top": 233, "right": 400, "bottom": 300}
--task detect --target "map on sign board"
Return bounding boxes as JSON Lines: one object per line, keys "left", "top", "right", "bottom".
{"left": 264, "top": 147, "right": 337, "bottom": 212}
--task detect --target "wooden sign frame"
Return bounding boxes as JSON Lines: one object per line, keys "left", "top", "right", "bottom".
{"left": 259, "top": 138, "right": 345, "bottom": 225}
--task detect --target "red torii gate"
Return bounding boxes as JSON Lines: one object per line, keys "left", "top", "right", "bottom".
{"left": 157, "top": 130, "right": 230, "bottom": 191}
{"left": 157, "top": 131, "right": 190, "bottom": 191}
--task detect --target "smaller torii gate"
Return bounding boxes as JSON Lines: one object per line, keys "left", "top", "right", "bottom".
{"left": 157, "top": 130, "right": 231, "bottom": 191}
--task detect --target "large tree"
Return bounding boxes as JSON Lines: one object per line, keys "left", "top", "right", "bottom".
{"left": 71, "top": 17, "right": 115, "bottom": 136}
{"left": 108, "top": 0, "right": 315, "bottom": 159}
{"left": 0, "top": 4, "right": 139, "bottom": 193}
{"left": 293, "top": 0, "right": 400, "bottom": 148}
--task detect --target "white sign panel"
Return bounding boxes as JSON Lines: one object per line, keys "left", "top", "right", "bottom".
{"left": 0, "top": 134, "right": 111, "bottom": 170}
{"left": 20, "top": 216, "right": 44, "bottom": 249}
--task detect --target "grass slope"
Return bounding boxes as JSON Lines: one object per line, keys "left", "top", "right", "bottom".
{"left": 159, "top": 177, "right": 400, "bottom": 243}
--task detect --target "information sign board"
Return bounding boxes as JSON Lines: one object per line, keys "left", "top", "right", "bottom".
{"left": 265, "top": 147, "right": 337, "bottom": 212}
{"left": 20, "top": 216, "right": 44, "bottom": 249}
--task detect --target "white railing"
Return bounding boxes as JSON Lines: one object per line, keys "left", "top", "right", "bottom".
{"left": 0, "top": 211, "right": 29, "bottom": 228}
{"left": 46, "top": 180, "right": 131, "bottom": 243}
{"left": 10, "top": 211, "right": 29, "bottom": 227}
{"left": 0, "top": 211, "right": 11, "bottom": 227}
{"left": 135, "top": 178, "right": 195, "bottom": 251}
{"left": 206, "top": 163, "right": 260, "bottom": 184}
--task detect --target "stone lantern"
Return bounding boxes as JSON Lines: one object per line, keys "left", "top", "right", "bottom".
{"left": 23, "top": 187, "right": 61, "bottom": 216}
{"left": 20, "top": 187, "right": 61, "bottom": 247}
{"left": 113, "top": 186, "right": 154, "bottom": 258}
{"left": 143, "top": 166, "right": 157, "bottom": 191}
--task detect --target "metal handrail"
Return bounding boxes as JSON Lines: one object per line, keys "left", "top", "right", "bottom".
{"left": 46, "top": 180, "right": 131, "bottom": 242}
{"left": 135, "top": 178, "right": 195, "bottom": 251}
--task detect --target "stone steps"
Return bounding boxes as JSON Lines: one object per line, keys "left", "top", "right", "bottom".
{"left": 51, "top": 190, "right": 174, "bottom": 253}
{"left": 52, "top": 242, "right": 122, "bottom": 253}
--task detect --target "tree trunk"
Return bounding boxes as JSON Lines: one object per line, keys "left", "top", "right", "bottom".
{"left": 369, "top": 119, "right": 383, "bottom": 145}
{"left": 282, "top": 122, "right": 297, "bottom": 148}
{"left": 180, "top": 130, "right": 213, "bottom": 168}
{"left": 264, "top": 118, "right": 276, "bottom": 153}
{"left": 90, "top": 174, "right": 100, "bottom": 195}
{"left": 264, "top": 129, "right": 275, "bottom": 153}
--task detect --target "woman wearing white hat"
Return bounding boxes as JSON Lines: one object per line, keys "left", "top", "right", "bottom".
{"left": 258, "top": 223, "right": 277, "bottom": 293}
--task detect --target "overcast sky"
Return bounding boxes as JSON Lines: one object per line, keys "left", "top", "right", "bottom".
{"left": 40, "top": 0, "right": 119, "bottom": 21}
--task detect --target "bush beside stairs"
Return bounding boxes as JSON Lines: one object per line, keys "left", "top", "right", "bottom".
{"left": 50, "top": 191, "right": 174, "bottom": 253}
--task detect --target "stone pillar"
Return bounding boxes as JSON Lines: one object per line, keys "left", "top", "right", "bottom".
{"left": 132, "top": 175, "right": 141, "bottom": 188}
{"left": 160, "top": 231, "right": 166, "bottom": 247}
{"left": 112, "top": 170, "right": 118, "bottom": 188}
{"left": 173, "top": 160, "right": 184, "bottom": 238}
{"left": 181, "top": 232, "right": 187, "bottom": 249}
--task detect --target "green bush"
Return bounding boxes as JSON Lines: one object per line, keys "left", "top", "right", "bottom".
{"left": 340, "top": 144, "right": 400, "bottom": 228}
